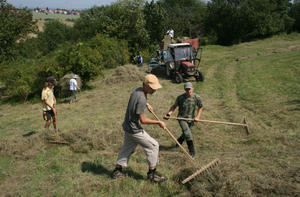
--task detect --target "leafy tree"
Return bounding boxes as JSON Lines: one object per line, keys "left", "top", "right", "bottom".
{"left": 88, "top": 34, "right": 129, "bottom": 69}
{"left": 204, "top": 0, "right": 292, "bottom": 45}
{"left": 0, "top": 0, "right": 36, "bottom": 61}
{"left": 239, "top": 0, "right": 291, "bottom": 40}
{"left": 289, "top": 2, "right": 300, "bottom": 32}
{"left": 57, "top": 43, "right": 104, "bottom": 86}
{"left": 73, "top": 0, "right": 149, "bottom": 51}
{"left": 16, "top": 37, "right": 41, "bottom": 59}
{"left": 144, "top": 0, "right": 168, "bottom": 43}
{"left": 158, "top": 0, "right": 206, "bottom": 38}
{"left": 204, "top": 0, "right": 242, "bottom": 45}
{"left": 1, "top": 59, "right": 40, "bottom": 101}
{"left": 38, "top": 20, "right": 71, "bottom": 54}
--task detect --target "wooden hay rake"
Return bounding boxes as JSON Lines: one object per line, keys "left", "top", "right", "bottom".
{"left": 150, "top": 110, "right": 219, "bottom": 184}
{"left": 169, "top": 116, "right": 250, "bottom": 135}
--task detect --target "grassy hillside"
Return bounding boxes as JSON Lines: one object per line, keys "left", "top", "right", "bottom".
{"left": 0, "top": 33, "right": 299, "bottom": 197}
{"left": 30, "top": 11, "right": 77, "bottom": 36}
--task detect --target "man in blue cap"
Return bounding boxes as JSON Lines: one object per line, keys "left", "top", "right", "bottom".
{"left": 163, "top": 82, "right": 203, "bottom": 157}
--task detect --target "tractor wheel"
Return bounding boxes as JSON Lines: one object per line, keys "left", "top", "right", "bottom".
{"left": 175, "top": 73, "right": 183, "bottom": 84}
{"left": 195, "top": 71, "right": 204, "bottom": 82}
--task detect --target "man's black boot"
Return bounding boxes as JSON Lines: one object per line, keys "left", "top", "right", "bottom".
{"left": 176, "top": 136, "right": 185, "bottom": 147}
{"left": 187, "top": 140, "right": 195, "bottom": 158}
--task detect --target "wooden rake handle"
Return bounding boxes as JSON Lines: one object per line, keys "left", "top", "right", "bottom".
{"left": 169, "top": 117, "right": 247, "bottom": 127}
{"left": 149, "top": 110, "right": 197, "bottom": 165}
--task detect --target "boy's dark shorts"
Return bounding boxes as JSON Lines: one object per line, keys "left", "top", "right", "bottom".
{"left": 43, "top": 110, "right": 54, "bottom": 121}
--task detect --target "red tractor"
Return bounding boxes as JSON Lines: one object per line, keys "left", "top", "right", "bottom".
{"left": 155, "top": 38, "right": 204, "bottom": 83}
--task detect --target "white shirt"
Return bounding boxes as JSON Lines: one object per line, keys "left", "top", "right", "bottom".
{"left": 70, "top": 78, "right": 77, "bottom": 90}
{"left": 167, "top": 29, "right": 174, "bottom": 38}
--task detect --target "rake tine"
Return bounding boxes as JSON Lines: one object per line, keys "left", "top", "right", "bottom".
{"left": 182, "top": 158, "right": 220, "bottom": 184}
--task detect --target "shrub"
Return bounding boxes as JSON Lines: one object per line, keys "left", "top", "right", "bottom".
{"left": 87, "top": 34, "right": 129, "bottom": 69}
{"left": 57, "top": 42, "right": 104, "bottom": 86}
{"left": 289, "top": 2, "right": 300, "bottom": 32}
{"left": 0, "top": 59, "right": 39, "bottom": 101}
{"left": 37, "top": 20, "right": 72, "bottom": 54}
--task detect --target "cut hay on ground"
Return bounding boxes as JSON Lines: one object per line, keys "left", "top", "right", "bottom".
{"left": 103, "top": 64, "right": 144, "bottom": 85}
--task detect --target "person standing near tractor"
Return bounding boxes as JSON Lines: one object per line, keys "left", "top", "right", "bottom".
{"left": 163, "top": 82, "right": 203, "bottom": 157}
{"left": 112, "top": 74, "right": 168, "bottom": 183}
{"left": 135, "top": 53, "right": 143, "bottom": 70}
{"left": 41, "top": 77, "right": 58, "bottom": 132}
{"left": 69, "top": 74, "right": 80, "bottom": 104}
{"left": 167, "top": 29, "right": 174, "bottom": 39}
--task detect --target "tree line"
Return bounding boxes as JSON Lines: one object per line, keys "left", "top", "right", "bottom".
{"left": 0, "top": 0, "right": 299, "bottom": 101}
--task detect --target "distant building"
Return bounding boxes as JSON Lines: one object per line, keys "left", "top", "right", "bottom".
{"left": 34, "top": 8, "right": 81, "bottom": 15}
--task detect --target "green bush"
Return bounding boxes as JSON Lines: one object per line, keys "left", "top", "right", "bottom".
{"left": 88, "top": 34, "right": 129, "bottom": 69}
{"left": 16, "top": 38, "right": 42, "bottom": 59}
{"left": 37, "top": 20, "right": 72, "bottom": 54}
{"left": 0, "top": 59, "right": 39, "bottom": 101}
{"left": 57, "top": 42, "right": 104, "bottom": 86}
{"left": 289, "top": 2, "right": 300, "bottom": 32}
{"left": 0, "top": 1, "right": 36, "bottom": 61}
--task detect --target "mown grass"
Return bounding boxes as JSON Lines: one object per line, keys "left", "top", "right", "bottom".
{"left": 0, "top": 33, "right": 299, "bottom": 197}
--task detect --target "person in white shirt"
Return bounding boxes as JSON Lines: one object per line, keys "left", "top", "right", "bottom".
{"left": 69, "top": 74, "right": 80, "bottom": 104}
{"left": 167, "top": 29, "right": 174, "bottom": 39}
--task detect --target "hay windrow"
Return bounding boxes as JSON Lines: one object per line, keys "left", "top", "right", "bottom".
{"left": 58, "top": 73, "right": 82, "bottom": 95}
{"left": 103, "top": 64, "right": 144, "bottom": 85}
{"left": 60, "top": 127, "right": 121, "bottom": 153}
{"left": 0, "top": 131, "right": 48, "bottom": 160}
{"left": 176, "top": 162, "right": 300, "bottom": 197}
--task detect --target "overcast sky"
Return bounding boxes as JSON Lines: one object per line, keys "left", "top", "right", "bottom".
{"left": 6, "top": 0, "right": 118, "bottom": 9}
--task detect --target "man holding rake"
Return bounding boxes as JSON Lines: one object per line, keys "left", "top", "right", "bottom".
{"left": 163, "top": 82, "right": 203, "bottom": 158}
{"left": 112, "top": 74, "right": 168, "bottom": 183}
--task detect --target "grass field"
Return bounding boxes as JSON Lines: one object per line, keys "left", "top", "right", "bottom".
{"left": 32, "top": 11, "right": 80, "bottom": 21}
{"left": 0, "top": 33, "right": 299, "bottom": 197}
{"left": 31, "top": 11, "right": 78, "bottom": 34}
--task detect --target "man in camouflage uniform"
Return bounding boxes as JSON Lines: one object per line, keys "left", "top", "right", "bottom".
{"left": 163, "top": 82, "right": 203, "bottom": 157}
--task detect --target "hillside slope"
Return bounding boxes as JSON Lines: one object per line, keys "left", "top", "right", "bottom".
{"left": 0, "top": 33, "right": 299, "bottom": 197}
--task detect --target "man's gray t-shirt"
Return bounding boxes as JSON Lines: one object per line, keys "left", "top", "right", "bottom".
{"left": 122, "top": 87, "right": 147, "bottom": 134}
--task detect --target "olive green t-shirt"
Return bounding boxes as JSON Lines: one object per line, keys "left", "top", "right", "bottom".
{"left": 174, "top": 93, "right": 203, "bottom": 119}
{"left": 122, "top": 87, "right": 147, "bottom": 134}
